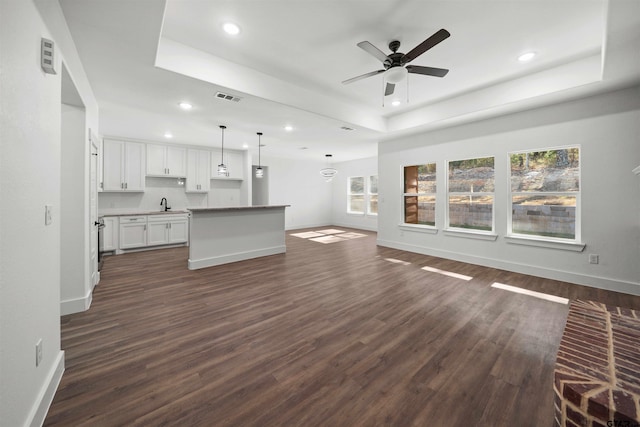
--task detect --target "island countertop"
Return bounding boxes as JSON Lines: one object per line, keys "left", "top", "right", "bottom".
{"left": 188, "top": 205, "right": 290, "bottom": 213}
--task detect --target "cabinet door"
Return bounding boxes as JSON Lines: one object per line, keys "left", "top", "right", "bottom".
{"left": 146, "top": 144, "right": 167, "bottom": 176}
{"left": 197, "top": 150, "right": 210, "bottom": 191}
{"left": 147, "top": 221, "right": 169, "bottom": 246}
{"left": 168, "top": 219, "right": 188, "bottom": 243}
{"left": 226, "top": 150, "right": 245, "bottom": 180}
{"left": 186, "top": 149, "right": 210, "bottom": 192}
{"left": 102, "top": 217, "right": 119, "bottom": 251}
{"left": 119, "top": 221, "right": 147, "bottom": 249}
{"left": 124, "top": 142, "right": 145, "bottom": 191}
{"left": 102, "top": 140, "right": 124, "bottom": 191}
{"left": 166, "top": 146, "right": 187, "bottom": 177}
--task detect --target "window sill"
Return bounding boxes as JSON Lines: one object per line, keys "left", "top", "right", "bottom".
{"left": 443, "top": 228, "right": 498, "bottom": 241}
{"left": 346, "top": 212, "right": 365, "bottom": 216}
{"left": 399, "top": 224, "right": 438, "bottom": 234}
{"left": 505, "top": 235, "right": 585, "bottom": 252}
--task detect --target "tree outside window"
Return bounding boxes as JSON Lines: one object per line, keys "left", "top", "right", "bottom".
{"left": 348, "top": 176, "right": 365, "bottom": 214}
{"left": 368, "top": 175, "right": 378, "bottom": 215}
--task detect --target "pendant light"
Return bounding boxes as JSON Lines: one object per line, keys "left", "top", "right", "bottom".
{"left": 255, "top": 132, "right": 264, "bottom": 178}
{"left": 320, "top": 154, "right": 337, "bottom": 182}
{"left": 218, "top": 125, "right": 228, "bottom": 176}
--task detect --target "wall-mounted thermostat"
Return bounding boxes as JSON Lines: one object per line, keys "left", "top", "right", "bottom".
{"left": 41, "top": 38, "right": 56, "bottom": 75}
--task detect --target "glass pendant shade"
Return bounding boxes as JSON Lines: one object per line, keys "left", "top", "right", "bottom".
{"left": 255, "top": 166, "right": 264, "bottom": 178}
{"left": 218, "top": 125, "right": 228, "bottom": 177}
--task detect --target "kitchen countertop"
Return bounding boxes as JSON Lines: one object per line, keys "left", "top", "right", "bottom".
{"left": 188, "top": 205, "right": 290, "bottom": 213}
{"left": 99, "top": 210, "right": 189, "bottom": 217}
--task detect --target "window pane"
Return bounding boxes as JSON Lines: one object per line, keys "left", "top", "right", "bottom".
{"left": 448, "top": 157, "right": 494, "bottom": 192}
{"left": 368, "top": 195, "right": 378, "bottom": 214}
{"left": 510, "top": 148, "right": 579, "bottom": 192}
{"left": 404, "top": 195, "right": 435, "bottom": 226}
{"left": 512, "top": 195, "right": 576, "bottom": 239}
{"left": 448, "top": 195, "right": 493, "bottom": 231}
{"left": 369, "top": 175, "right": 378, "bottom": 194}
{"left": 349, "top": 195, "right": 364, "bottom": 213}
{"left": 349, "top": 177, "right": 364, "bottom": 194}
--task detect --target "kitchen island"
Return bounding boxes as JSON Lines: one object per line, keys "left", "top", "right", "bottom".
{"left": 188, "top": 205, "right": 289, "bottom": 270}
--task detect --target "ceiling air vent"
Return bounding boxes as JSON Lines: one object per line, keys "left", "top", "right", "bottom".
{"left": 340, "top": 126, "right": 354, "bottom": 131}
{"left": 215, "top": 91, "right": 242, "bottom": 102}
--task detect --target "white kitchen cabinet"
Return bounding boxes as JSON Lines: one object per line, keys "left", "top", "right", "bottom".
{"left": 186, "top": 149, "right": 210, "bottom": 193}
{"left": 102, "top": 139, "right": 145, "bottom": 191}
{"left": 102, "top": 216, "right": 119, "bottom": 251}
{"left": 147, "top": 214, "right": 189, "bottom": 245}
{"left": 119, "top": 216, "right": 147, "bottom": 249}
{"left": 211, "top": 149, "right": 244, "bottom": 180}
{"left": 147, "top": 144, "right": 186, "bottom": 177}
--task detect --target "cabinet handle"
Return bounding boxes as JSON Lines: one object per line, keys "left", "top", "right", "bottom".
{"left": 144, "top": 225, "right": 146, "bottom": 231}
{"left": 125, "top": 182, "right": 128, "bottom": 189}
{"left": 167, "top": 168, "right": 170, "bottom": 174}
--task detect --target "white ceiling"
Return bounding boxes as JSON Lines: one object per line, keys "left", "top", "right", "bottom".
{"left": 59, "top": 0, "right": 640, "bottom": 162}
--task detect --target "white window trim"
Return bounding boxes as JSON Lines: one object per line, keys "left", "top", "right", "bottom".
{"left": 347, "top": 176, "right": 365, "bottom": 215}
{"left": 367, "top": 175, "right": 378, "bottom": 216}
{"left": 507, "top": 145, "right": 582, "bottom": 245}
{"left": 399, "top": 223, "right": 438, "bottom": 234}
{"left": 446, "top": 157, "right": 495, "bottom": 234}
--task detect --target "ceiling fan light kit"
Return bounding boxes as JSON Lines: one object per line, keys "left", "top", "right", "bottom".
{"left": 343, "top": 28, "right": 451, "bottom": 105}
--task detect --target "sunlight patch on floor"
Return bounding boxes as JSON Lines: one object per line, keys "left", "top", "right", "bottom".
{"left": 383, "top": 258, "right": 411, "bottom": 266}
{"left": 421, "top": 266, "right": 473, "bottom": 281}
{"left": 491, "top": 282, "right": 569, "bottom": 304}
{"left": 290, "top": 229, "right": 366, "bottom": 244}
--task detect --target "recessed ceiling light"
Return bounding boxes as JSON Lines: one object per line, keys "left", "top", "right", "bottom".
{"left": 242, "top": 143, "right": 249, "bottom": 149}
{"left": 284, "top": 125, "right": 293, "bottom": 132}
{"left": 164, "top": 132, "right": 173, "bottom": 139}
{"left": 222, "top": 22, "right": 240, "bottom": 36}
{"left": 518, "top": 51, "right": 536, "bottom": 62}
{"left": 178, "top": 102, "right": 192, "bottom": 110}
{"left": 391, "top": 100, "right": 402, "bottom": 107}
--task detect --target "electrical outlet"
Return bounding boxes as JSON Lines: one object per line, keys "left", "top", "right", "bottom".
{"left": 36, "top": 339, "right": 43, "bottom": 367}
{"left": 45, "top": 205, "right": 53, "bottom": 225}
{"left": 588, "top": 254, "right": 599, "bottom": 264}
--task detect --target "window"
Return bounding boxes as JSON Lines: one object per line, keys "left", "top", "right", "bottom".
{"left": 368, "top": 175, "right": 378, "bottom": 215}
{"left": 348, "top": 176, "right": 365, "bottom": 214}
{"left": 447, "top": 157, "right": 494, "bottom": 232}
{"left": 403, "top": 164, "right": 436, "bottom": 226}
{"left": 509, "top": 147, "right": 580, "bottom": 241}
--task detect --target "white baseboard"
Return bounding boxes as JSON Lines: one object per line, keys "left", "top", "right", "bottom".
{"left": 377, "top": 238, "right": 640, "bottom": 296}
{"left": 27, "top": 350, "right": 65, "bottom": 427}
{"left": 331, "top": 221, "right": 377, "bottom": 232}
{"left": 188, "top": 245, "right": 286, "bottom": 270}
{"left": 60, "top": 289, "right": 93, "bottom": 316}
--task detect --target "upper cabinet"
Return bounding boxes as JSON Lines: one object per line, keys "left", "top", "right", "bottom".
{"left": 186, "top": 149, "right": 210, "bottom": 193}
{"left": 211, "top": 149, "right": 245, "bottom": 180}
{"left": 102, "top": 139, "right": 145, "bottom": 192}
{"left": 146, "top": 144, "right": 186, "bottom": 177}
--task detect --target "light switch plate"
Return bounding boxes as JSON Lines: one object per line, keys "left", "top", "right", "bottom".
{"left": 45, "top": 205, "right": 53, "bottom": 225}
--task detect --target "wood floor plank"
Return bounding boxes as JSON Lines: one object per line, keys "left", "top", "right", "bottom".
{"left": 44, "top": 227, "right": 640, "bottom": 426}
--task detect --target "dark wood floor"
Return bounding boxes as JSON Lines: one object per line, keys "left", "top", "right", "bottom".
{"left": 45, "top": 228, "right": 640, "bottom": 427}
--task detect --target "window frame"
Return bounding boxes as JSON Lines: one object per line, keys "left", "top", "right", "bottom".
{"left": 445, "top": 156, "right": 496, "bottom": 236}
{"left": 402, "top": 163, "right": 437, "bottom": 229}
{"left": 347, "top": 176, "right": 365, "bottom": 215}
{"left": 367, "top": 175, "right": 378, "bottom": 216}
{"left": 507, "top": 145, "right": 582, "bottom": 245}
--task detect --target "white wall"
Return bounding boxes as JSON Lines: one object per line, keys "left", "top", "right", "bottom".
{"left": 60, "top": 104, "right": 89, "bottom": 314}
{"left": 378, "top": 85, "right": 640, "bottom": 295}
{"left": 0, "top": 2, "right": 63, "bottom": 426}
{"left": 331, "top": 156, "right": 378, "bottom": 231}
{"left": 0, "top": 1, "right": 100, "bottom": 426}
{"left": 261, "top": 155, "right": 333, "bottom": 230}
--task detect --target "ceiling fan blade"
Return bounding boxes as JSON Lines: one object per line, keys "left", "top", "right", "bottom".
{"left": 403, "top": 29, "right": 450, "bottom": 63}
{"left": 342, "top": 69, "right": 385, "bottom": 85}
{"left": 385, "top": 83, "right": 395, "bottom": 96}
{"left": 357, "top": 41, "right": 389, "bottom": 63}
{"left": 406, "top": 65, "right": 449, "bottom": 78}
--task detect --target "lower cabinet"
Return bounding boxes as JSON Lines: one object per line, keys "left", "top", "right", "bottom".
{"left": 119, "top": 216, "right": 148, "bottom": 249}
{"left": 147, "top": 214, "right": 188, "bottom": 246}
{"left": 102, "top": 217, "right": 119, "bottom": 251}
{"left": 117, "top": 214, "right": 189, "bottom": 251}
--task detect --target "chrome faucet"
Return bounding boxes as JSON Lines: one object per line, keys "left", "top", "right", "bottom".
{"left": 160, "top": 197, "right": 170, "bottom": 211}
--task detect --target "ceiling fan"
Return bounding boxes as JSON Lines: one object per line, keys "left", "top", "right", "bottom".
{"left": 342, "top": 28, "right": 451, "bottom": 96}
